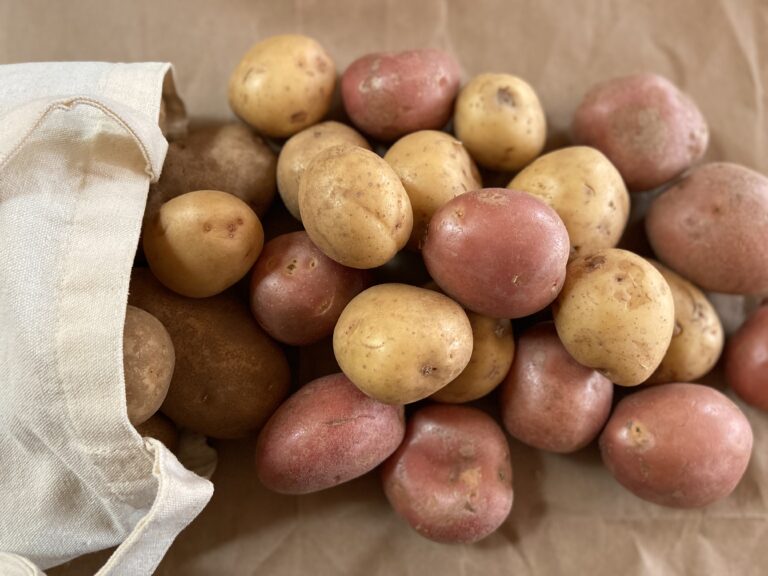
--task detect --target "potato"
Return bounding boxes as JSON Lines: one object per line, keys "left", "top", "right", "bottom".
{"left": 249, "top": 231, "right": 370, "bottom": 345}
{"left": 228, "top": 34, "right": 335, "bottom": 138}
{"left": 422, "top": 188, "right": 569, "bottom": 319}
{"left": 552, "top": 249, "right": 675, "bottom": 386}
{"left": 147, "top": 123, "right": 277, "bottom": 219}
{"left": 508, "top": 146, "right": 630, "bottom": 259}
{"left": 725, "top": 305, "right": 768, "bottom": 410}
{"left": 123, "top": 305, "right": 175, "bottom": 425}
{"left": 143, "top": 190, "right": 264, "bottom": 298}
{"left": 499, "top": 322, "right": 613, "bottom": 453}
{"left": 645, "top": 162, "right": 768, "bottom": 294}
{"left": 333, "top": 284, "right": 472, "bottom": 404}
{"left": 431, "top": 313, "right": 514, "bottom": 404}
{"left": 645, "top": 260, "right": 724, "bottom": 384}
{"left": 277, "top": 121, "right": 371, "bottom": 220}
{"left": 600, "top": 383, "right": 753, "bottom": 508}
{"left": 384, "top": 130, "right": 482, "bottom": 249}
{"left": 381, "top": 404, "right": 513, "bottom": 544}
{"left": 129, "top": 269, "right": 291, "bottom": 439}
{"left": 255, "top": 373, "right": 405, "bottom": 494}
{"left": 299, "top": 144, "right": 413, "bottom": 268}
{"left": 134, "top": 412, "right": 179, "bottom": 453}
{"left": 341, "top": 49, "right": 461, "bottom": 141}
{"left": 572, "top": 73, "right": 708, "bottom": 191}
{"left": 454, "top": 73, "right": 546, "bottom": 171}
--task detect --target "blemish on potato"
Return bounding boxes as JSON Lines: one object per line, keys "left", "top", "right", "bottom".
{"left": 290, "top": 111, "right": 308, "bottom": 124}
{"left": 496, "top": 86, "right": 516, "bottom": 107}
{"left": 584, "top": 255, "right": 606, "bottom": 271}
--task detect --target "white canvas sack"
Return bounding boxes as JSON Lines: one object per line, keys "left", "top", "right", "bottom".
{"left": 0, "top": 62, "right": 214, "bottom": 575}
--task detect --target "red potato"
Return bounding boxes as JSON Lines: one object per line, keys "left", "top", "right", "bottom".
{"left": 646, "top": 162, "right": 768, "bottom": 294}
{"left": 600, "top": 383, "right": 753, "bottom": 508}
{"left": 725, "top": 305, "right": 768, "bottom": 410}
{"left": 249, "top": 232, "right": 370, "bottom": 346}
{"left": 255, "top": 373, "right": 405, "bottom": 494}
{"left": 382, "top": 404, "right": 513, "bottom": 544}
{"left": 500, "top": 322, "right": 613, "bottom": 453}
{"left": 422, "top": 188, "right": 570, "bottom": 319}
{"left": 341, "top": 49, "right": 461, "bottom": 141}
{"left": 572, "top": 73, "right": 708, "bottom": 191}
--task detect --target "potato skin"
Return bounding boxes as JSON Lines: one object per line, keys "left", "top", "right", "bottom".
{"left": 645, "top": 260, "right": 724, "bottom": 384}
{"left": 147, "top": 123, "right": 277, "bottom": 218}
{"left": 129, "top": 269, "right": 291, "bottom": 439}
{"left": 255, "top": 373, "right": 405, "bottom": 494}
{"left": 725, "top": 306, "right": 768, "bottom": 410}
{"left": 228, "top": 34, "right": 335, "bottom": 138}
{"left": 381, "top": 404, "right": 513, "bottom": 544}
{"left": 299, "top": 144, "right": 413, "bottom": 269}
{"left": 123, "top": 305, "right": 175, "bottom": 425}
{"left": 553, "top": 249, "right": 675, "bottom": 386}
{"left": 134, "top": 412, "right": 180, "bottom": 453}
{"left": 508, "top": 146, "right": 630, "bottom": 259}
{"left": 249, "top": 231, "right": 370, "bottom": 346}
{"left": 384, "top": 130, "right": 482, "bottom": 250}
{"left": 423, "top": 188, "right": 569, "bottom": 319}
{"left": 431, "top": 313, "right": 514, "bottom": 404}
{"left": 277, "top": 121, "right": 371, "bottom": 220}
{"left": 599, "top": 383, "right": 753, "bottom": 508}
{"left": 572, "top": 73, "right": 708, "bottom": 191}
{"left": 143, "top": 190, "right": 264, "bottom": 298}
{"left": 341, "top": 49, "right": 461, "bottom": 141}
{"left": 333, "top": 284, "right": 473, "bottom": 404}
{"left": 499, "top": 322, "right": 613, "bottom": 453}
{"left": 454, "top": 73, "right": 546, "bottom": 171}
{"left": 645, "top": 162, "right": 768, "bottom": 294}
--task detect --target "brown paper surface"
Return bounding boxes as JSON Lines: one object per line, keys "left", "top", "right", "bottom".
{"left": 3, "top": 0, "right": 768, "bottom": 574}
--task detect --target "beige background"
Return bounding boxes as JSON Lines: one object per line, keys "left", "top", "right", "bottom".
{"left": 3, "top": 0, "right": 768, "bottom": 574}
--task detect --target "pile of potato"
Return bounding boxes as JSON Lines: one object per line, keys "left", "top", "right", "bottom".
{"left": 124, "top": 34, "right": 768, "bottom": 544}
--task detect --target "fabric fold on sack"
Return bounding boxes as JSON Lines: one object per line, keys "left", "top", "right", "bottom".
{"left": 0, "top": 62, "right": 213, "bottom": 575}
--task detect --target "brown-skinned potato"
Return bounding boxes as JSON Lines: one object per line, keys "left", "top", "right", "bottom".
{"left": 129, "top": 269, "right": 290, "bottom": 439}
{"left": 123, "top": 305, "right": 175, "bottom": 426}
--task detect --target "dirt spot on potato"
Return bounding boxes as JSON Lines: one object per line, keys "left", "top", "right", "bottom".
{"left": 584, "top": 255, "right": 606, "bottom": 271}
{"left": 496, "top": 86, "right": 516, "bottom": 107}
{"left": 290, "top": 111, "right": 308, "bottom": 124}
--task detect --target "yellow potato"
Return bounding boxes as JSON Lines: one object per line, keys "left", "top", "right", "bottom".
{"left": 142, "top": 190, "right": 264, "bottom": 298}
{"left": 228, "top": 34, "right": 335, "bottom": 138}
{"left": 431, "top": 313, "right": 514, "bottom": 403}
{"left": 123, "top": 305, "right": 175, "bottom": 425}
{"left": 333, "top": 284, "right": 473, "bottom": 404}
{"left": 277, "top": 121, "right": 371, "bottom": 220}
{"left": 509, "top": 146, "right": 629, "bottom": 259}
{"left": 553, "top": 249, "right": 675, "bottom": 386}
{"left": 384, "top": 130, "right": 482, "bottom": 249}
{"left": 454, "top": 73, "right": 546, "bottom": 171}
{"left": 645, "top": 260, "right": 724, "bottom": 384}
{"left": 299, "top": 144, "right": 413, "bottom": 269}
